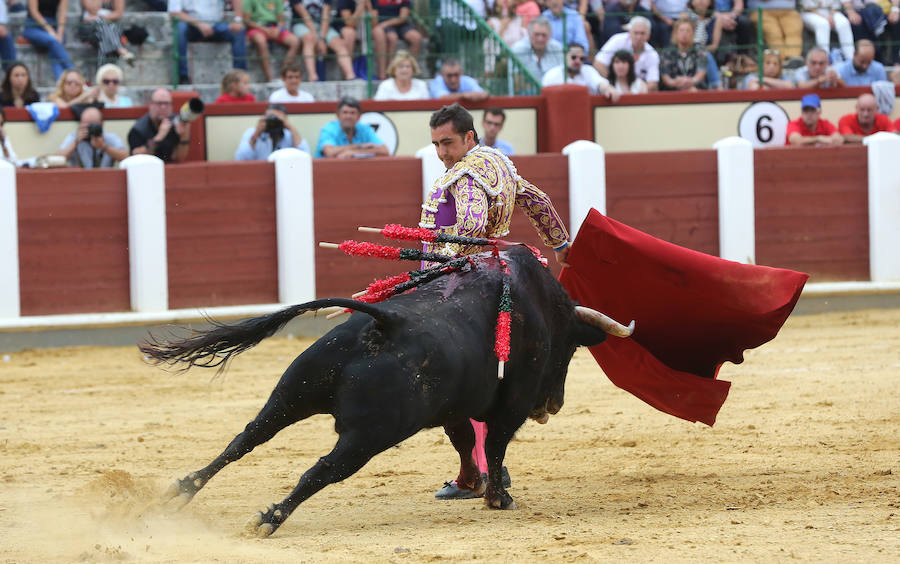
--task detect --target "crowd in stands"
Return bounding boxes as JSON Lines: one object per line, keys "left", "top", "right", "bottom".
{"left": 1, "top": 0, "right": 900, "bottom": 168}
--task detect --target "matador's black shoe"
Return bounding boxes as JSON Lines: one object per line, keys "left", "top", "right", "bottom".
{"left": 434, "top": 467, "right": 511, "bottom": 499}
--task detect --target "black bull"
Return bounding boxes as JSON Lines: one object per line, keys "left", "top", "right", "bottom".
{"left": 140, "top": 246, "right": 630, "bottom": 537}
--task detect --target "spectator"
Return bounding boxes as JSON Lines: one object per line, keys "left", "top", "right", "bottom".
{"left": 57, "top": 106, "right": 128, "bottom": 168}
{"left": 566, "top": 0, "right": 597, "bottom": 51}
{"left": 687, "top": 0, "right": 719, "bottom": 50}
{"left": 235, "top": 103, "right": 310, "bottom": 159}
{"left": 649, "top": 0, "right": 688, "bottom": 47}
{"left": 792, "top": 45, "right": 846, "bottom": 87}
{"left": 0, "top": 106, "right": 18, "bottom": 165}
{"left": 786, "top": 93, "right": 843, "bottom": 146}
{"left": 542, "top": 42, "right": 620, "bottom": 101}
{"left": 429, "top": 57, "right": 489, "bottom": 101}
{"left": 800, "top": 0, "right": 853, "bottom": 62}
{"left": 746, "top": 0, "right": 804, "bottom": 67}
{"left": 291, "top": 0, "right": 356, "bottom": 82}
{"left": 169, "top": 0, "right": 247, "bottom": 85}
{"left": 370, "top": 0, "right": 422, "bottom": 80}
{"left": 373, "top": 50, "right": 429, "bottom": 100}
{"left": 517, "top": 0, "right": 541, "bottom": 28}
{"left": 479, "top": 106, "right": 514, "bottom": 155}
{"left": 843, "top": 0, "right": 900, "bottom": 65}
{"left": 1, "top": 62, "right": 41, "bottom": 107}
{"left": 833, "top": 39, "right": 887, "bottom": 85}
{"left": 487, "top": 0, "right": 529, "bottom": 46}
{"left": 243, "top": 0, "right": 300, "bottom": 83}
{"left": 542, "top": 0, "right": 590, "bottom": 49}
{"left": 659, "top": 17, "right": 707, "bottom": 90}
{"left": 712, "top": 0, "right": 754, "bottom": 64}
{"left": 512, "top": 16, "right": 565, "bottom": 81}
{"left": 746, "top": 49, "right": 793, "bottom": 88}
{"left": 609, "top": 48, "right": 649, "bottom": 92}
{"left": 597, "top": 0, "right": 654, "bottom": 48}
{"left": 334, "top": 0, "right": 366, "bottom": 54}
{"left": 268, "top": 62, "right": 315, "bottom": 102}
{"left": 80, "top": 0, "right": 136, "bottom": 65}
{"left": 215, "top": 69, "right": 256, "bottom": 102}
{"left": 315, "top": 95, "right": 389, "bottom": 158}
{"left": 1, "top": 0, "right": 18, "bottom": 68}
{"left": 838, "top": 93, "right": 895, "bottom": 143}
{"left": 128, "top": 87, "right": 192, "bottom": 163}
{"left": 23, "top": 0, "right": 75, "bottom": 80}
{"left": 95, "top": 63, "right": 132, "bottom": 107}
{"left": 48, "top": 69, "right": 100, "bottom": 109}
{"left": 594, "top": 16, "right": 660, "bottom": 90}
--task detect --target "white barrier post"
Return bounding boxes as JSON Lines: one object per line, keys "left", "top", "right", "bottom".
{"left": 269, "top": 148, "right": 315, "bottom": 303}
{"left": 713, "top": 136, "right": 755, "bottom": 264}
{"left": 562, "top": 140, "right": 606, "bottom": 239}
{"left": 122, "top": 155, "right": 168, "bottom": 312}
{"left": 416, "top": 144, "right": 444, "bottom": 203}
{"left": 0, "top": 161, "right": 20, "bottom": 318}
{"left": 864, "top": 132, "right": 900, "bottom": 281}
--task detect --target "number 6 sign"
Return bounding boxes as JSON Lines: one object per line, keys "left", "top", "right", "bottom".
{"left": 738, "top": 101, "right": 790, "bottom": 147}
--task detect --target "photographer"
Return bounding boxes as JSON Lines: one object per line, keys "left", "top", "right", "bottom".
{"left": 128, "top": 88, "right": 195, "bottom": 163}
{"left": 57, "top": 106, "right": 128, "bottom": 168}
{"left": 234, "top": 103, "right": 309, "bottom": 160}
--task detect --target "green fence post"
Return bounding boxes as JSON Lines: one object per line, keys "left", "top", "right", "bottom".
{"left": 756, "top": 6, "right": 763, "bottom": 87}
{"left": 171, "top": 15, "right": 180, "bottom": 89}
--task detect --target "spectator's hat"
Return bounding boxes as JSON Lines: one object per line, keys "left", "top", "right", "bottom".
{"left": 800, "top": 94, "right": 821, "bottom": 110}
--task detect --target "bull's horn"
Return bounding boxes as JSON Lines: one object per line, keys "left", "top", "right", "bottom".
{"left": 574, "top": 306, "right": 635, "bottom": 337}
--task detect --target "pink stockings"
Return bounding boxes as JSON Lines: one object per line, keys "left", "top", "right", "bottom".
{"left": 470, "top": 419, "right": 488, "bottom": 474}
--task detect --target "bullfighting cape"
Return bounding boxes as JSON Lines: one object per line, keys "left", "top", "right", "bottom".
{"left": 419, "top": 145, "right": 568, "bottom": 257}
{"left": 559, "top": 209, "right": 809, "bottom": 426}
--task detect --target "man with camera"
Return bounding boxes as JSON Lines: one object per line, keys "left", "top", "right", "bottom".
{"left": 128, "top": 88, "right": 195, "bottom": 163}
{"left": 234, "top": 103, "right": 310, "bottom": 160}
{"left": 57, "top": 107, "right": 129, "bottom": 169}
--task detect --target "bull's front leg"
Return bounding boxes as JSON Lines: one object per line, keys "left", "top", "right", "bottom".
{"left": 442, "top": 420, "right": 485, "bottom": 495}
{"left": 482, "top": 419, "right": 519, "bottom": 510}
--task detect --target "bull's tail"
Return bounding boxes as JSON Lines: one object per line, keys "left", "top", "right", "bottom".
{"left": 139, "top": 298, "right": 395, "bottom": 371}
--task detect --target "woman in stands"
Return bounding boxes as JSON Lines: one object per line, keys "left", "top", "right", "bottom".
{"left": 95, "top": 63, "right": 133, "bottom": 107}
{"left": 373, "top": 50, "right": 429, "bottom": 100}
{"left": 1, "top": 62, "right": 41, "bottom": 107}
{"left": 745, "top": 49, "right": 792, "bottom": 89}
{"left": 215, "top": 69, "right": 257, "bottom": 103}
{"left": 79, "top": 0, "right": 137, "bottom": 66}
{"left": 48, "top": 69, "right": 101, "bottom": 108}
{"left": 23, "top": 0, "right": 75, "bottom": 80}
{"left": 609, "top": 50, "right": 648, "bottom": 94}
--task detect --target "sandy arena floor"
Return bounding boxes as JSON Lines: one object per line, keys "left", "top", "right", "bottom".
{"left": 1, "top": 307, "right": 898, "bottom": 563}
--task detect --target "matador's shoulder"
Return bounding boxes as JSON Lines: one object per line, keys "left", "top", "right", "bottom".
{"left": 432, "top": 145, "right": 522, "bottom": 198}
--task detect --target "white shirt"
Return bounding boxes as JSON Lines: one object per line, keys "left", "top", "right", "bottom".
{"left": 612, "top": 78, "right": 649, "bottom": 94}
{"left": 541, "top": 64, "right": 610, "bottom": 94}
{"left": 268, "top": 87, "right": 315, "bottom": 103}
{"left": 595, "top": 32, "right": 660, "bottom": 84}
{"left": 168, "top": 0, "right": 223, "bottom": 22}
{"left": 373, "top": 78, "right": 430, "bottom": 101}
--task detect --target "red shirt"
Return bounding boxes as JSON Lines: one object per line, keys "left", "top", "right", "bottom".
{"left": 785, "top": 117, "right": 838, "bottom": 145}
{"left": 838, "top": 113, "right": 894, "bottom": 136}
{"left": 214, "top": 93, "right": 256, "bottom": 104}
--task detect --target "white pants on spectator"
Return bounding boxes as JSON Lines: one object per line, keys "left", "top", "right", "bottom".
{"left": 801, "top": 11, "right": 854, "bottom": 61}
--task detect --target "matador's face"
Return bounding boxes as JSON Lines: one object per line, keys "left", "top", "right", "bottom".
{"left": 431, "top": 122, "right": 475, "bottom": 169}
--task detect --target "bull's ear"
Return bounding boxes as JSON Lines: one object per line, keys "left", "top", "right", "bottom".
{"left": 573, "top": 321, "right": 607, "bottom": 347}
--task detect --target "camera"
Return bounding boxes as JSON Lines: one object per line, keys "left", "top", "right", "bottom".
{"left": 175, "top": 97, "right": 205, "bottom": 123}
{"left": 86, "top": 123, "right": 103, "bottom": 138}
{"left": 264, "top": 114, "right": 284, "bottom": 135}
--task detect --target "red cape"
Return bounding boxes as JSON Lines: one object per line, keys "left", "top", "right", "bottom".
{"left": 559, "top": 210, "right": 808, "bottom": 426}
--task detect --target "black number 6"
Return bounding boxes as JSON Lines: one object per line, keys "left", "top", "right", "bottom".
{"left": 756, "top": 115, "right": 773, "bottom": 143}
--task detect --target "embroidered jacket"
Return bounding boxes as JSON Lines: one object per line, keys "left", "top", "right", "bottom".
{"left": 419, "top": 145, "right": 569, "bottom": 257}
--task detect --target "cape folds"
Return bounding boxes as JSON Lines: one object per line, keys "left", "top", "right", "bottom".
{"left": 559, "top": 210, "right": 809, "bottom": 426}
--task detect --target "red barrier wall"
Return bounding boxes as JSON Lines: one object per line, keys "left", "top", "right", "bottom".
{"left": 606, "top": 150, "right": 720, "bottom": 257}
{"left": 755, "top": 146, "right": 869, "bottom": 282}
{"left": 165, "top": 162, "right": 279, "bottom": 308}
{"left": 17, "top": 169, "right": 131, "bottom": 315}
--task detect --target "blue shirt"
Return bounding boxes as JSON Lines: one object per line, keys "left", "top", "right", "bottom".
{"left": 481, "top": 138, "right": 514, "bottom": 156}
{"left": 541, "top": 7, "right": 589, "bottom": 51}
{"left": 833, "top": 59, "right": 887, "bottom": 86}
{"left": 234, "top": 126, "right": 310, "bottom": 160}
{"left": 314, "top": 120, "right": 385, "bottom": 158}
{"left": 428, "top": 75, "right": 484, "bottom": 98}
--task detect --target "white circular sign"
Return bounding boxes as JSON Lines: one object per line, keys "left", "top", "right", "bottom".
{"left": 738, "top": 101, "right": 790, "bottom": 148}
{"left": 360, "top": 112, "right": 398, "bottom": 155}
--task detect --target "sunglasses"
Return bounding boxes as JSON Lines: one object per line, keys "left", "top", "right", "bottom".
{"left": 102, "top": 78, "right": 120, "bottom": 85}
{"left": 764, "top": 49, "right": 780, "bottom": 55}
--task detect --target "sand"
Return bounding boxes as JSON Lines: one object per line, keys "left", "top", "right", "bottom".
{"left": 1, "top": 307, "right": 898, "bottom": 563}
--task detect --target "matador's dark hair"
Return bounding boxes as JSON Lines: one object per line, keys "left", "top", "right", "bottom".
{"left": 429, "top": 103, "right": 480, "bottom": 144}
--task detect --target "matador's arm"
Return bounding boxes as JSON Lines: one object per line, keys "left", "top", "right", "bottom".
{"left": 514, "top": 178, "right": 569, "bottom": 250}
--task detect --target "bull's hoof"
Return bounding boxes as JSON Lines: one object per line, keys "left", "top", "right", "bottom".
{"left": 244, "top": 504, "right": 286, "bottom": 538}
{"left": 484, "top": 489, "right": 516, "bottom": 510}
{"left": 161, "top": 472, "right": 205, "bottom": 510}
